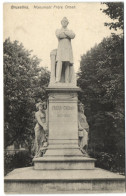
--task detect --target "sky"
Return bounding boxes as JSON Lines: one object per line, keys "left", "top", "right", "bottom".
{"left": 3, "top": 2, "right": 117, "bottom": 72}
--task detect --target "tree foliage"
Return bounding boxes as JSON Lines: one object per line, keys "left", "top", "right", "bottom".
{"left": 101, "top": 2, "right": 124, "bottom": 31}
{"left": 4, "top": 38, "right": 50, "bottom": 149}
{"left": 77, "top": 34, "right": 124, "bottom": 155}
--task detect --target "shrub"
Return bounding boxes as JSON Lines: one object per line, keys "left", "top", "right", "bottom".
{"left": 88, "top": 150, "right": 125, "bottom": 175}
{"left": 4, "top": 150, "right": 33, "bottom": 176}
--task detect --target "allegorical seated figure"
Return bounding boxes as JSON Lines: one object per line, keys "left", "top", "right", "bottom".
{"left": 34, "top": 101, "right": 48, "bottom": 158}
{"left": 49, "top": 17, "right": 76, "bottom": 85}
{"left": 78, "top": 102, "right": 89, "bottom": 155}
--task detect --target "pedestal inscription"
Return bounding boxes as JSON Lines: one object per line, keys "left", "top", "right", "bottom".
{"left": 49, "top": 92, "right": 78, "bottom": 140}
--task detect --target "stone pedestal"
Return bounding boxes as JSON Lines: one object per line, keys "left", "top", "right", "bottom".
{"left": 48, "top": 88, "right": 78, "bottom": 140}
{"left": 45, "top": 86, "right": 82, "bottom": 157}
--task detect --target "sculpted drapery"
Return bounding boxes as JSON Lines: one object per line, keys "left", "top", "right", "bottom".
{"left": 55, "top": 28, "right": 75, "bottom": 64}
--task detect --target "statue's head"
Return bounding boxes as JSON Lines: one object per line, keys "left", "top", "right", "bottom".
{"left": 36, "top": 101, "right": 47, "bottom": 111}
{"left": 42, "top": 101, "right": 47, "bottom": 110}
{"left": 78, "top": 101, "right": 84, "bottom": 113}
{"left": 61, "top": 17, "right": 69, "bottom": 28}
{"left": 36, "top": 102, "right": 43, "bottom": 111}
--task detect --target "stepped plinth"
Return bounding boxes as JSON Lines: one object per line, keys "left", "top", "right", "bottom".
{"left": 33, "top": 156, "right": 96, "bottom": 170}
{"left": 5, "top": 167, "right": 125, "bottom": 193}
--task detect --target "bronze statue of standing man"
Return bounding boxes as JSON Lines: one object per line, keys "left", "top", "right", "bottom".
{"left": 55, "top": 17, "right": 75, "bottom": 83}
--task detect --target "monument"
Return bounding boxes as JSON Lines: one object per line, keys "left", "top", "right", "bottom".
{"left": 4, "top": 17, "right": 125, "bottom": 193}
{"left": 45, "top": 17, "right": 82, "bottom": 158}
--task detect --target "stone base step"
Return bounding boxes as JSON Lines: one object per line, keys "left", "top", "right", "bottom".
{"left": 44, "top": 148, "right": 83, "bottom": 156}
{"left": 49, "top": 139, "right": 78, "bottom": 145}
{"left": 33, "top": 156, "right": 96, "bottom": 170}
{"left": 4, "top": 167, "right": 125, "bottom": 193}
{"left": 48, "top": 144, "right": 78, "bottom": 149}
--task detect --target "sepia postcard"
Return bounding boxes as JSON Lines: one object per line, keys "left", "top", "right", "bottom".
{"left": 3, "top": 1, "right": 125, "bottom": 194}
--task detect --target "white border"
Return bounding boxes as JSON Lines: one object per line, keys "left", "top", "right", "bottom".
{"left": 1, "top": 1, "right": 125, "bottom": 196}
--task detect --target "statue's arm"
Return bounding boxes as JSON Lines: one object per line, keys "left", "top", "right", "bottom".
{"left": 84, "top": 116, "right": 89, "bottom": 132}
{"left": 78, "top": 119, "right": 83, "bottom": 131}
{"left": 35, "top": 112, "right": 46, "bottom": 129}
{"left": 64, "top": 30, "right": 75, "bottom": 39}
{"left": 85, "top": 122, "right": 89, "bottom": 132}
{"left": 55, "top": 29, "right": 67, "bottom": 39}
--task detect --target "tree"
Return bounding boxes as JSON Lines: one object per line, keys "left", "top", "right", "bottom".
{"left": 77, "top": 3, "right": 124, "bottom": 173}
{"left": 4, "top": 38, "right": 50, "bottom": 149}
{"left": 77, "top": 34, "right": 124, "bottom": 155}
{"left": 101, "top": 2, "right": 124, "bottom": 31}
